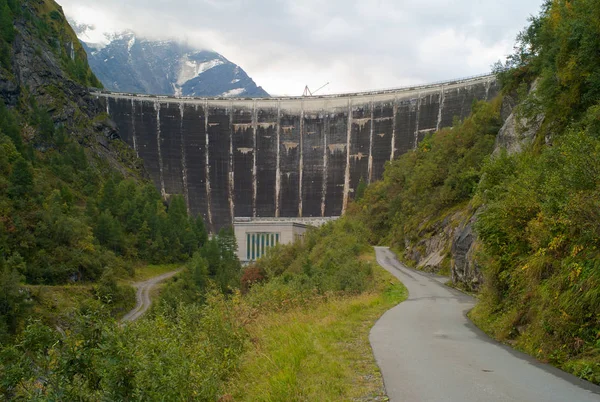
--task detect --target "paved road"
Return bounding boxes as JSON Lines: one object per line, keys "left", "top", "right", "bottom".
{"left": 370, "top": 247, "right": 600, "bottom": 402}
{"left": 121, "top": 270, "right": 181, "bottom": 323}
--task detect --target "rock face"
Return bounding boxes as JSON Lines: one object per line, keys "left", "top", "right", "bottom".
{"left": 71, "top": 22, "right": 269, "bottom": 98}
{"left": 494, "top": 81, "right": 545, "bottom": 155}
{"left": 400, "top": 207, "right": 483, "bottom": 291}
{"left": 450, "top": 215, "right": 483, "bottom": 290}
{"left": 449, "top": 82, "right": 545, "bottom": 290}
{"left": 403, "top": 213, "right": 459, "bottom": 274}
{"left": 0, "top": 76, "right": 19, "bottom": 106}
{"left": 0, "top": 0, "right": 142, "bottom": 179}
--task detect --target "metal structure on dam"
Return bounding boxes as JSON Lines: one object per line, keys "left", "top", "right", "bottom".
{"left": 94, "top": 74, "right": 499, "bottom": 231}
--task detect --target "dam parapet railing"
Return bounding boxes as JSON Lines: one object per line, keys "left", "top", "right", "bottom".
{"left": 90, "top": 72, "right": 496, "bottom": 102}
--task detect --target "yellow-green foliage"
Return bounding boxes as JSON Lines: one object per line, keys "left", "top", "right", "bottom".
{"left": 1, "top": 215, "right": 395, "bottom": 399}
{"left": 469, "top": 0, "right": 600, "bottom": 384}
{"left": 0, "top": 90, "right": 205, "bottom": 338}
{"left": 130, "top": 263, "right": 181, "bottom": 282}
{"left": 224, "top": 219, "right": 404, "bottom": 399}
{"left": 496, "top": 0, "right": 600, "bottom": 135}
{"left": 0, "top": 291, "right": 246, "bottom": 400}
{"left": 228, "top": 262, "right": 407, "bottom": 401}
{"left": 0, "top": 0, "right": 18, "bottom": 70}
{"left": 250, "top": 217, "right": 375, "bottom": 300}
{"left": 471, "top": 112, "right": 600, "bottom": 383}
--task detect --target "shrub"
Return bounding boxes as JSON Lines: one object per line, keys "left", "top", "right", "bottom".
{"left": 241, "top": 266, "right": 266, "bottom": 294}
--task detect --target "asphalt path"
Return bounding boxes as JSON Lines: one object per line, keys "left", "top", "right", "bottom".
{"left": 370, "top": 246, "right": 600, "bottom": 402}
{"left": 121, "top": 270, "right": 181, "bottom": 323}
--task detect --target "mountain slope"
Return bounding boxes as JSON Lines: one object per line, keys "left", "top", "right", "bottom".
{"left": 0, "top": 0, "right": 208, "bottom": 339}
{"left": 349, "top": 0, "right": 600, "bottom": 384}
{"left": 73, "top": 24, "right": 269, "bottom": 98}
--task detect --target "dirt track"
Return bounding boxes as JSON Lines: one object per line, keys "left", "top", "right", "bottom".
{"left": 121, "top": 270, "right": 181, "bottom": 323}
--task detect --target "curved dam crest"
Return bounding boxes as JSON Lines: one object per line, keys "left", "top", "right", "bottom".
{"left": 94, "top": 75, "right": 498, "bottom": 231}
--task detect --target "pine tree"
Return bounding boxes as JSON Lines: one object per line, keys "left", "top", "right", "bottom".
{"left": 94, "top": 210, "right": 122, "bottom": 252}
{"left": 193, "top": 216, "right": 208, "bottom": 248}
{"left": 0, "top": 0, "right": 15, "bottom": 44}
{"left": 0, "top": 260, "right": 28, "bottom": 339}
{"left": 8, "top": 157, "right": 34, "bottom": 198}
{"left": 98, "top": 177, "right": 119, "bottom": 216}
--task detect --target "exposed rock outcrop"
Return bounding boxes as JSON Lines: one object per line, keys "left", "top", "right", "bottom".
{"left": 449, "top": 81, "right": 545, "bottom": 290}
{"left": 450, "top": 215, "right": 483, "bottom": 290}
{"left": 0, "top": 0, "right": 142, "bottom": 178}
{"left": 0, "top": 76, "right": 19, "bottom": 106}
{"left": 402, "top": 82, "right": 547, "bottom": 289}
{"left": 493, "top": 81, "right": 545, "bottom": 155}
{"left": 401, "top": 210, "right": 467, "bottom": 275}
{"left": 406, "top": 226, "right": 451, "bottom": 274}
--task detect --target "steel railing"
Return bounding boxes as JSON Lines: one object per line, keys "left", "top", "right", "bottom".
{"left": 90, "top": 72, "right": 497, "bottom": 101}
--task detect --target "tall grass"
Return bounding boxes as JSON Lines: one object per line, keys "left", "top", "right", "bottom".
{"left": 228, "top": 255, "right": 407, "bottom": 401}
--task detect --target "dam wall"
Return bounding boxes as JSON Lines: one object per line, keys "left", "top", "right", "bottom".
{"left": 94, "top": 74, "right": 498, "bottom": 231}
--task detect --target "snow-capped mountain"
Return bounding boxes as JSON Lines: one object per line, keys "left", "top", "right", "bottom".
{"left": 71, "top": 22, "right": 269, "bottom": 98}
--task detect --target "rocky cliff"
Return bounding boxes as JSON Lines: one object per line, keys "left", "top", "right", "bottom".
{"left": 398, "top": 83, "right": 545, "bottom": 291}
{"left": 0, "top": 0, "right": 141, "bottom": 176}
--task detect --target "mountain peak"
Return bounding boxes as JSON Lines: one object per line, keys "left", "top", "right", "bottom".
{"left": 69, "top": 19, "right": 269, "bottom": 98}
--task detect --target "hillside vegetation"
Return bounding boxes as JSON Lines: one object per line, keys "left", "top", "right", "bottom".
{"left": 0, "top": 0, "right": 209, "bottom": 342}
{"left": 471, "top": 0, "right": 600, "bottom": 382}
{"left": 1, "top": 2, "right": 406, "bottom": 399}
{"left": 1, "top": 216, "right": 405, "bottom": 399}
{"left": 350, "top": 97, "right": 502, "bottom": 264}
{"left": 349, "top": 0, "right": 600, "bottom": 383}
{"left": 3, "top": 0, "right": 600, "bottom": 397}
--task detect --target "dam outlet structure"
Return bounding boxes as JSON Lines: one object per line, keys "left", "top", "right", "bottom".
{"left": 94, "top": 74, "right": 499, "bottom": 231}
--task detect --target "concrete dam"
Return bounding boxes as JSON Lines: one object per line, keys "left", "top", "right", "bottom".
{"left": 94, "top": 74, "right": 498, "bottom": 231}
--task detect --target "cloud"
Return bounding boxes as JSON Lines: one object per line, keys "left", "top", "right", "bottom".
{"left": 59, "top": 0, "right": 543, "bottom": 95}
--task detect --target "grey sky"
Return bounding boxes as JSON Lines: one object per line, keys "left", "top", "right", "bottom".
{"left": 61, "top": 0, "right": 543, "bottom": 96}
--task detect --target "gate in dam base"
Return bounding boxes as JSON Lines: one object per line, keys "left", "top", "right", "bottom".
{"left": 95, "top": 74, "right": 498, "bottom": 231}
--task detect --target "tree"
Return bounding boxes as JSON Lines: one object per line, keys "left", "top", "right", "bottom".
{"left": 217, "top": 226, "right": 237, "bottom": 260}
{"left": 98, "top": 177, "right": 119, "bottom": 216}
{"left": 355, "top": 177, "right": 367, "bottom": 201}
{"left": 0, "top": 0, "right": 15, "bottom": 44}
{"left": 167, "top": 195, "right": 188, "bottom": 229}
{"left": 0, "top": 38, "right": 8, "bottom": 69}
{"left": 136, "top": 221, "right": 151, "bottom": 259}
{"left": 199, "top": 227, "right": 241, "bottom": 293}
{"left": 0, "top": 259, "right": 28, "bottom": 340}
{"left": 94, "top": 210, "right": 122, "bottom": 252}
{"left": 193, "top": 216, "right": 208, "bottom": 248}
{"left": 8, "top": 157, "right": 33, "bottom": 198}
{"left": 0, "top": 104, "right": 20, "bottom": 152}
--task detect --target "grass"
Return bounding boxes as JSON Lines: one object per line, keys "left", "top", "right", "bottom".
{"left": 129, "top": 263, "right": 181, "bottom": 282}
{"left": 226, "top": 253, "right": 407, "bottom": 401}
{"left": 469, "top": 299, "right": 600, "bottom": 384}
{"left": 22, "top": 264, "right": 180, "bottom": 328}
{"left": 25, "top": 284, "right": 95, "bottom": 327}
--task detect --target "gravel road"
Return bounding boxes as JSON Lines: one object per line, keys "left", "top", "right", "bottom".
{"left": 121, "top": 270, "right": 181, "bottom": 323}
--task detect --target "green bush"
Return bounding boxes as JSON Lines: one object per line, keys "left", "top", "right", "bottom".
{"left": 351, "top": 97, "right": 502, "bottom": 251}
{"left": 464, "top": 0, "right": 600, "bottom": 382}
{"left": 246, "top": 217, "right": 374, "bottom": 313}
{"left": 0, "top": 292, "right": 246, "bottom": 400}
{"left": 94, "top": 269, "right": 135, "bottom": 315}
{"left": 473, "top": 122, "right": 600, "bottom": 378}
